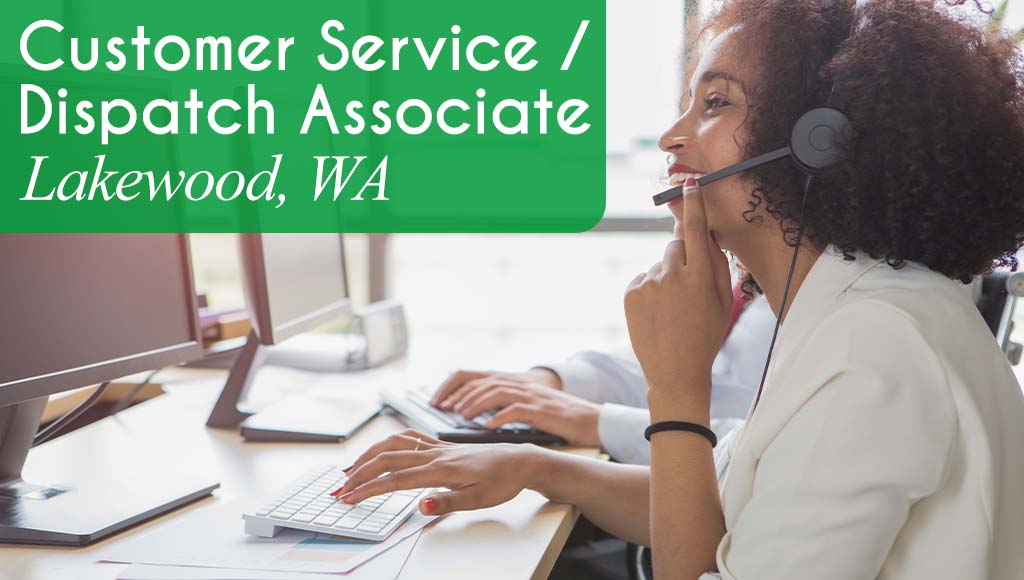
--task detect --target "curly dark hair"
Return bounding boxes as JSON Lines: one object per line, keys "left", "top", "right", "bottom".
{"left": 698, "top": 0, "right": 1024, "bottom": 296}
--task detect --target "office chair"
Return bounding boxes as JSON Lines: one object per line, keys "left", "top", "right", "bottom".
{"left": 627, "top": 542, "right": 652, "bottom": 580}
{"left": 974, "top": 271, "right": 1024, "bottom": 365}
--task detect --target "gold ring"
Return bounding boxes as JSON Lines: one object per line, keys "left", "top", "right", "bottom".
{"left": 413, "top": 437, "right": 422, "bottom": 452}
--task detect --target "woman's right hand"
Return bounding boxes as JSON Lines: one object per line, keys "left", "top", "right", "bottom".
{"left": 331, "top": 429, "right": 544, "bottom": 516}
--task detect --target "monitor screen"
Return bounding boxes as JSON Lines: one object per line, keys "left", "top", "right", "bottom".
{"left": 0, "top": 235, "right": 202, "bottom": 406}
{"left": 242, "top": 234, "right": 351, "bottom": 345}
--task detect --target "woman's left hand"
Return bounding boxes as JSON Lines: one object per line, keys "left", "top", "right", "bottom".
{"left": 624, "top": 179, "right": 733, "bottom": 418}
{"left": 330, "top": 429, "right": 543, "bottom": 516}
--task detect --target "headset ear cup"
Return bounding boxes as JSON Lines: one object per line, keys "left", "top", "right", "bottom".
{"left": 789, "top": 107, "right": 852, "bottom": 173}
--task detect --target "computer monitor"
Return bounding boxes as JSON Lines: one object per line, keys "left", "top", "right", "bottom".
{"left": 0, "top": 234, "right": 218, "bottom": 545}
{"left": 206, "top": 234, "right": 354, "bottom": 428}
{"left": 244, "top": 234, "right": 351, "bottom": 346}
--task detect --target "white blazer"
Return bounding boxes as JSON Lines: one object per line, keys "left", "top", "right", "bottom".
{"left": 707, "top": 247, "right": 1024, "bottom": 579}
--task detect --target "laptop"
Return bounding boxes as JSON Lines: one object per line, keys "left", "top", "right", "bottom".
{"left": 240, "top": 394, "right": 383, "bottom": 443}
{"left": 382, "top": 387, "right": 566, "bottom": 445}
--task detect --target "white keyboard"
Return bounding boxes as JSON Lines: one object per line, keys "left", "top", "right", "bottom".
{"left": 243, "top": 464, "right": 430, "bottom": 541}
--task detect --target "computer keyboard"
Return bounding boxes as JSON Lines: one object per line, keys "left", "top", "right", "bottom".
{"left": 406, "top": 390, "right": 534, "bottom": 431}
{"left": 381, "top": 388, "right": 566, "bottom": 445}
{"left": 243, "top": 464, "right": 431, "bottom": 541}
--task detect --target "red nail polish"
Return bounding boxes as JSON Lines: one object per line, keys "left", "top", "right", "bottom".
{"left": 421, "top": 497, "right": 437, "bottom": 515}
{"left": 329, "top": 487, "right": 344, "bottom": 496}
{"left": 684, "top": 177, "right": 697, "bottom": 187}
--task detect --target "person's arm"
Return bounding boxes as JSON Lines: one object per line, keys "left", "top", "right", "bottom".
{"left": 646, "top": 383, "right": 725, "bottom": 579}
{"left": 332, "top": 429, "right": 654, "bottom": 545}
{"left": 537, "top": 346, "right": 647, "bottom": 406}
{"left": 623, "top": 180, "right": 734, "bottom": 579}
{"left": 595, "top": 403, "right": 652, "bottom": 463}
{"left": 431, "top": 298, "right": 766, "bottom": 450}
{"left": 529, "top": 447, "right": 652, "bottom": 545}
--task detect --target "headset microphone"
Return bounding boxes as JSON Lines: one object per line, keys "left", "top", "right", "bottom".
{"left": 650, "top": 86, "right": 853, "bottom": 413}
{"left": 652, "top": 105, "right": 852, "bottom": 205}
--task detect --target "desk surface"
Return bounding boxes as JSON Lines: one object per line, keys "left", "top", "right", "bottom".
{"left": 5, "top": 333, "right": 604, "bottom": 580}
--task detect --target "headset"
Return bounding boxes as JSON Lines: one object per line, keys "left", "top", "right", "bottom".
{"left": 651, "top": 84, "right": 853, "bottom": 411}
{"left": 653, "top": 84, "right": 851, "bottom": 205}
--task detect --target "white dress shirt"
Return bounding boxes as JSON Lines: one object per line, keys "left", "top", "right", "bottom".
{"left": 701, "top": 246, "right": 1024, "bottom": 579}
{"left": 542, "top": 294, "right": 775, "bottom": 464}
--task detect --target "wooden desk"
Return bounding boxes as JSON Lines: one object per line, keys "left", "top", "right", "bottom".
{"left": 5, "top": 333, "right": 604, "bottom": 580}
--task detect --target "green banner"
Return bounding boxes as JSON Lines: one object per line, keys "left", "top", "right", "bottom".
{"left": 1, "top": 0, "right": 606, "bottom": 232}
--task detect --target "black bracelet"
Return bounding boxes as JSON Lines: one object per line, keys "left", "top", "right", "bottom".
{"left": 644, "top": 421, "right": 717, "bottom": 448}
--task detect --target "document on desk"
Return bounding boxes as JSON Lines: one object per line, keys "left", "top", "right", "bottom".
{"left": 115, "top": 533, "right": 417, "bottom": 580}
{"left": 99, "top": 500, "right": 437, "bottom": 574}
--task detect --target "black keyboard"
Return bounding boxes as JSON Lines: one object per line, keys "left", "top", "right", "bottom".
{"left": 386, "top": 390, "right": 567, "bottom": 445}
{"left": 406, "top": 391, "right": 535, "bottom": 431}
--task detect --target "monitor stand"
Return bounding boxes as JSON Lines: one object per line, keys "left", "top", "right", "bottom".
{"left": 206, "top": 329, "right": 263, "bottom": 428}
{"left": 0, "top": 396, "right": 219, "bottom": 546}
{"left": 206, "top": 330, "right": 381, "bottom": 442}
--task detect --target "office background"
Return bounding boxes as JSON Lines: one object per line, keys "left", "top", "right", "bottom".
{"left": 190, "top": 0, "right": 1024, "bottom": 383}
{"left": 8, "top": 0, "right": 1023, "bottom": 369}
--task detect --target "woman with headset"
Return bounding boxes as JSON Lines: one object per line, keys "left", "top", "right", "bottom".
{"left": 331, "top": 1, "right": 1024, "bottom": 577}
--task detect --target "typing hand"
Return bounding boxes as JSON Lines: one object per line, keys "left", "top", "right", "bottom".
{"left": 431, "top": 368, "right": 562, "bottom": 410}
{"left": 331, "top": 429, "right": 540, "bottom": 516}
{"left": 455, "top": 383, "right": 601, "bottom": 447}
